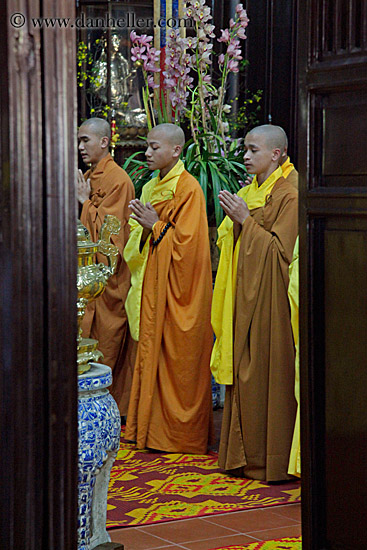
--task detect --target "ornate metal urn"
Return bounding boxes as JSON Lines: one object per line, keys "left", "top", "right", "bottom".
{"left": 77, "top": 215, "right": 121, "bottom": 374}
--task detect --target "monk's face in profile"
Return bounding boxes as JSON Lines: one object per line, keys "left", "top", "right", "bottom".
{"left": 244, "top": 132, "right": 279, "bottom": 177}
{"left": 78, "top": 125, "right": 106, "bottom": 167}
{"left": 145, "top": 129, "right": 181, "bottom": 177}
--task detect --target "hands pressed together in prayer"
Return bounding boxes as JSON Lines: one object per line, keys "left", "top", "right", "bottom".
{"left": 219, "top": 190, "right": 250, "bottom": 225}
{"left": 129, "top": 199, "right": 159, "bottom": 230}
{"left": 77, "top": 169, "right": 91, "bottom": 204}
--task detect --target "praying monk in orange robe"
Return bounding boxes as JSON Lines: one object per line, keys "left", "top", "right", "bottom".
{"left": 211, "top": 125, "right": 298, "bottom": 481}
{"left": 124, "top": 123, "right": 213, "bottom": 454}
{"left": 77, "top": 117, "right": 136, "bottom": 415}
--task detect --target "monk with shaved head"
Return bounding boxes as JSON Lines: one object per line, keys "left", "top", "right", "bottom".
{"left": 211, "top": 124, "right": 298, "bottom": 481}
{"left": 123, "top": 123, "right": 213, "bottom": 453}
{"left": 77, "top": 117, "right": 135, "bottom": 416}
{"left": 244, "top": 125, "right": 299, "bottom": 189}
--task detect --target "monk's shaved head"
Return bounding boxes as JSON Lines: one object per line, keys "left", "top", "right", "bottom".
{"left": 247, "top": 125, "right": 287, "bottom": 154}
{"left": 80, "top": 117, "right": 111, "bottom": 142}
{"left": 78, "top": 117, "right": 111, "bottom": 167}
{"left": 148, "top": 123, "right": 185, "bottom": 147}
{"left": 145, "top": 123, "right": 185, "bottom": 178}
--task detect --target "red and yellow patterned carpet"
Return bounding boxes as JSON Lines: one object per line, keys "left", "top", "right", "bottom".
{"left": 107, "top": 431, "right": 301, "bottom": 528}
{"left": 209, "top": 537, "right": 301, "bottom": 549}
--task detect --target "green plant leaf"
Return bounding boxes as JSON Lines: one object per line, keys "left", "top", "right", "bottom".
{"left": 198, "top": 161, "right": 208, "bottom": 204}
{"left": 142, "top": 87, "right": 152, "bottom": 130}
{"left": 160, "top": 90, "right": 169, "bottom": 123}
{"left": 208, "top": 161, "right": 224, "bottom": 227}
{"left": 122, "top": 150, "right": 145, "bottom": 170}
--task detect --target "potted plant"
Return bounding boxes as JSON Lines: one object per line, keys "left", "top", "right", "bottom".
{"left": 122, "top": 1, "right": 262, "bottom": 236}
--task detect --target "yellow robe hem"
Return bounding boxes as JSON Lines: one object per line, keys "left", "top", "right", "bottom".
{"left": 287, "top": 236, "right": 301, "bottom": 477}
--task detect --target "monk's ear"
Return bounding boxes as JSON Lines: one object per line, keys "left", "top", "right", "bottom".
{"left": 101, "top": 136, "right": 109, "bottom": 149}
{"left": 173, "top": 144, "right": 182, "bottom": 158}
{"left": 271, "top": 147, "right": 281, "bottom": 162}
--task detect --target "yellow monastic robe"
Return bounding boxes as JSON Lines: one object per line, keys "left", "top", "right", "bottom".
{"left": 288, "top": 236, "right": 301, "bottom": 477}
{"left": 124, "top": 162, "right": 213, "bottom": 454}
{"left": 212, "top": 168, "right": 298, "bottom": 481}
{"left": 80, "top": 153, "right": 136, "bottom": 415}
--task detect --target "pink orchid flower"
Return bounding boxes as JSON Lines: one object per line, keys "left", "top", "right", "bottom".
{"left": 182, "top": 36, "right": 198, "bottom": 49}
{"left": 204, "top": 23, "right": 216, "bottom": 37}
{"left": 197, "top": 6, "right": 212, "bottom": 22}
{"left": 192, "top": 0, "right": 203, "bottom": 9}
{"left": 139, "top": 34, "right": 153, "bottom": 46}
{"left": 147, "top": 74, "right": 159, "bottom": 89}
{"left": 218, "top": 29, "right": 231, "bottom": 43}
{"left": 197, "top": 28, "right": 209, "bottom": 40}
{"left": 237, "top": 27, "right": 247, "bottom": 39}
{"left": 239, "top": 11, "right": 249, "bottom": 25}
{"left": 227, "top": 59, "right": 239, "bottom": 72}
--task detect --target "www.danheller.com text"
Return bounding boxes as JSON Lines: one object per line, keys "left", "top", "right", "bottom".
{"left": 9, "top": 11, "right": 193, "bottom": 30}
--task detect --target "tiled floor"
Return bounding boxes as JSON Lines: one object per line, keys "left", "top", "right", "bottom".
{"left": 110, "top": 409, "right": 302, "bottom": 550}
{"left": 109, "top": 504, "right": 302, "bottom": 549}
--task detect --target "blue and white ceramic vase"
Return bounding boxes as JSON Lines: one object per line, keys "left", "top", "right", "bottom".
{"left": 78, "top": 363, "right": 121, "bottom": 550}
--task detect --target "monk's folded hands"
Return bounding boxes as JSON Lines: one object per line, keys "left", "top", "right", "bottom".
{"left": 76, "top": 169, "right": 91, "bottom": 204}
{"left": 129, "top": 199, "right": 159, "bottom": 229}
{"left": 218, "top": 189, "right": 250, "bottom": 225}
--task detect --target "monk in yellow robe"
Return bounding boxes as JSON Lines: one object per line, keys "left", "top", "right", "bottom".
{"left": 77, "top": 117, "right": 136, "bottom": 415}
{"left": 211, "top": 125, "right": 298, "bottom": 481}
{"left": 124, "top": 123, "right": 213, "bottom": 454}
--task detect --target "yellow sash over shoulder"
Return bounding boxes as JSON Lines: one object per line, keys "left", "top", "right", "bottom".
{"left": 124, "top": 159, "right": 185, "bottom": 341}
{"left": 210, "top": 166, "right": 283, "bottom": 384}
{"left": 281, "top": 156, "right": 295, "bottom": 179}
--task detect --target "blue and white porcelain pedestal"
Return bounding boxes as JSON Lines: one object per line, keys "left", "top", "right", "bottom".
{"left": 78, "top": 363, "right": 121, "bottom": 550}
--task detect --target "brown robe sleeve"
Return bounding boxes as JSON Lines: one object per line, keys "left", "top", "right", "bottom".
{"left": 236, "top": 186, "right": 298, "bottom": 338}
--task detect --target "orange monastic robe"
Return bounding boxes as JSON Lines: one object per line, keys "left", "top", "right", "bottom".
{"left": 125, "top": 169, "right": 213, "bottom": 454}
{"left": 216, "top": 176, "right": 298, "bottom": 481}
{"left": 80, "top": 153, "right": 136, "bottom": 414}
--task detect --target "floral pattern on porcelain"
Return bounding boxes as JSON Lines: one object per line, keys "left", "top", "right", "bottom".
{"left": 77, "top": 363, "right": 121, "bottom": 550}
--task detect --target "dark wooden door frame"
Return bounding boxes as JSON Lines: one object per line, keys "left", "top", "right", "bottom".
{"left": 0, "top": 2, "right": 78, "bottom": 548}
{"left": 298, "top": 0, "right": 367, "bottom": 548}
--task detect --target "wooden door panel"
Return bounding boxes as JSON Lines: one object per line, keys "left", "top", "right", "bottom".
{"left": 299, "top": 0, "right": 367, "bottom": 548}
{"left": 322, "top": 90, "right": 367, "bottom": 184}
{"left": 311, "top": 87, "right": 367, "bottom": 188}
{"left": 324, "top": 222, "right": 367, "bottom": 548}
